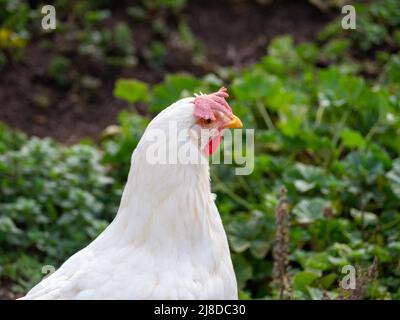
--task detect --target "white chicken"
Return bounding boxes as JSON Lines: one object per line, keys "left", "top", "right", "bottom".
{"left": 20, "top": 87, "right": 242, "bottom": 300}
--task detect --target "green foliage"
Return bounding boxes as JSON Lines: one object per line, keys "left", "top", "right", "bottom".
{"left": 79, "top": 22, "right": 136, "bottom": 68}
{"left": 106, "top": 32, "right": 400, "bottom": 299}
{"left": 0, "top": 132, "right": 119, "bottom": 292}
{"left": 47, "top": 56, "right": 71, "bottom": 87}
{"left": 0, "top": 0, "right": 31, "bottom": 33}
{"left": 1, "top": 0, "right": 400, "bottom": 300}
{"left": 319, "top": 0, "right": 400, "bottom": 52}
{"left": 145, "top": 41, "right": 166, "bottom": 69}
{"left": 113, "top": 79, "right": 149, "bottom": 104}
{"left": 142, "top": 0, "right": 187, "bottom": 11}
{"left": 0, "top": 0, "right": 37, "bottom": 67}
{"left": 150, "top": 74, "right": 203, "bottom": 112}
{"left": 101, "top": 112, "right": 149, "bottom": 181}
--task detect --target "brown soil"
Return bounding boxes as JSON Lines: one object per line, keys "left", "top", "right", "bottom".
{"left": 0, "top": 281, "right": 23, "bottom": 300}
{"left": 0, "top": 0, "right": 334, "bottom": 145}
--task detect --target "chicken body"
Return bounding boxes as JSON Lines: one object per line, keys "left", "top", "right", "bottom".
{"left": 21, "top": 96, "right": 238, "bottom": 299}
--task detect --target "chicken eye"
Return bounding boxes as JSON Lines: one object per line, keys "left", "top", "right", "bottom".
{"left": 197, "top": 118, "right": 213, "bottom": 126}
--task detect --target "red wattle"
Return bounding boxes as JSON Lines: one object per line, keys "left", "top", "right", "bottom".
{"left": 204, "top": 133, "right": 223, "bottom": 157}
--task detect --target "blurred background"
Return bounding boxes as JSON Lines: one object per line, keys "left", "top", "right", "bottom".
{"left": 1, "top": 0, "right": 400, "bottom": 300}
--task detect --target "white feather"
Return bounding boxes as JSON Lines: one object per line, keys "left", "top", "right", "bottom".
{"left": 20, "top": 97, "right": 238, "bottom": 300}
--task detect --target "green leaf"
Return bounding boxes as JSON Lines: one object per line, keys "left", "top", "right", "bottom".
{"left": 322, "top": 38, "right": 351, "bottom": 61}
{"left": 232, "top": 70, "right": 282, "bottom": 102}
{"left": 293, "top": 198, "right": 329, "bottom": 224}
{"left": 304, "top": 253, "right": 331, "bottom": 271}
{"left": 113, "top": 79, "right": 149, "bottom": 104}
{"left": 307, "top": 287, "right": 324, "bottom": 300}
{"left": 385, "top": 55, "right": 400, "bottom": 84}
{"left": 229, "top": 236, "right": 251, "bottom": 253}
{"left": 350, "top": 208, "right": 378, "bottom": 226}
{"left": 293, "top": 270, "right": 321, "bottom": 292}
{"left": 340, "top": 129, "right": 366, "bottom": 148}
{"left": 339, "top": 75, "right": 365, "bottom": 106}
{"left": 151, "top": 74, "right": 202, "bottom": 112}
{"left": 249, "top": 240, "right": 270, "bottom": 259}
{"left": 320, "top": 273, "right": 337, "bottom": 288}
{"left": 387, "top": 159, "right": 400, "bottom": 199}
{"left": 294, "top": 180, "right": 316, "bottom": 193}
{"left": 368, "top": 245, "right": 391, "bottom": 263}
{"left": 0, "top": 217, "right": 21, "bottom": 235}
{"left": 232, "top": 254, "right": 253, "bottom": 290}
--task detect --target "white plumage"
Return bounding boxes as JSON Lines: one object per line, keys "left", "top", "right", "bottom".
{"left": 21, "top": 92, "right": 239, "bottom": 300}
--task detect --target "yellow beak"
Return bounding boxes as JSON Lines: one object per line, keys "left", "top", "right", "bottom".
{"left": 225, "top": 114, "right": 243, "bottom": 129}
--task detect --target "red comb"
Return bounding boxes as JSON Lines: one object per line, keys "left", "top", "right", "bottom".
{"left": 193, "top": 87, "right": 232, "bottom": 120}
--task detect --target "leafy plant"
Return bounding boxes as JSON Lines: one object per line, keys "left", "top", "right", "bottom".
{"left": 0, "top": 132, "right": 120, "bottom": 293}
{"left": 113, "top": 79, "right": 150, "bottom": 104}
{"left": 145, "top": 41, "right": 166, "bottom": 69}
{"left": 79, "top": 22, "right": 136, "bottom": 68}
{"left": 47, "top": 56, "right": 71, "bottom": 87}
{"left": 1, "top": 0, "right": 400, "bottom": 300}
